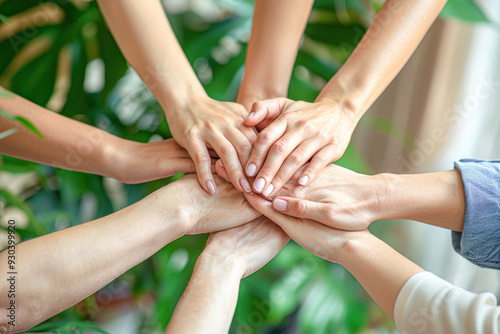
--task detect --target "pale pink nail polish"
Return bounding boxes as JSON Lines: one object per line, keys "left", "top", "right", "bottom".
{"left": 254, "top": 178, "right": 265, "bottom": 192}
{"left": 263, "top": 184, "right": 274, "bottom": 197}
{"left": 274, "top": 199, "right": 288, "bottom": 211}
{"left": 246, "top": 163, "right": 257, "bottom": 177}
{"left": 298, "top": 175, "right": 309, "bottom": 186}
{"left": 240, "top": 178, "right": 252, "bottom": 193}
{"left": 245, "top": 112, "right": 255, "bottom": 121}
{"left": 207, "top": 180, "right": 216, "bottom": 194}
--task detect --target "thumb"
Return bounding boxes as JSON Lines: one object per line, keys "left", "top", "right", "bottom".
{"left": 272, "top": 197, "right": 332, "bottom": 225}
{"left": 244, "top": 98, "right": 288, "bottom": 127}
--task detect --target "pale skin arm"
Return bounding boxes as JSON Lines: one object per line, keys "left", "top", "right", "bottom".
{"left": 0, "top": 90, "right": 204, "bottom": 184}
{"left": 0, "top": 175, "right": 260, "bottom": 333}
{"left": 166, "top": 217, "right": 289, "bottom": 333}
{"left": 244, "top": 192, "right": 423, "bottom": 320}
{"left": 96, "top": 0, "right": 256, "bottom": 195}
{"left": 216, "top": 162, "right": 465, "bottom": 232}
{"left": 236, "top": 0, "right": 314, "bottom": 111}
{"left": 244, "top": 0, "right": 448, "bottom": 197}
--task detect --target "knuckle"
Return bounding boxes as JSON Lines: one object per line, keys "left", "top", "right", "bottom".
{"left": 258, "top": 168, "right": 273, "bottom": 179}
{"left": 288, "top": 151, "right": 305, "bottom": 165}
{"left": 295, "top": 200, "right": 307, "bottom": 216}
{"left": 220, "top": 145, "right": 236, "bottom": 156}
{"left": 194, "top": 153, "right": 210, "bottom": 164}
{"left": 238, "top": 143, "right": 253, "bottom": 153}
{"left": 272, "top": 141, "right": 288, "bottom": 154}
{"left": 259, "top": 130, "right": 274, "bottom": 143}
{"left": 314, "top": 154, "right": 329, "bottom": 165}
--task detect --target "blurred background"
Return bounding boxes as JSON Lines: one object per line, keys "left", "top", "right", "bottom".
{"left": 0, "top": 0, "right": 498, "bottom": 333}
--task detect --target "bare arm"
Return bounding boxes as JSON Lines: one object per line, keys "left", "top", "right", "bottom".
{"left": 237, "top": 0, "right": 314, "bottom": 110}
{"left": 0, "top": 175, "right": 260, "bottom": 333}
{"left": 243, "top": 0, "right": 448, "bottom": 196}
{"left": 166, "top": 217, "right": 288, "bottom": 333}
{"left": 96, "top": 0, "right": 256, "bottom": 195}
{"left": 0, "top": 90, "right": 200, "bottom": 184}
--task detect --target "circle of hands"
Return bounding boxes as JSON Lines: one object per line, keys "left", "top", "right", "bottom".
{"left": 161, "top": 96, "right": 376, "bottom": 276}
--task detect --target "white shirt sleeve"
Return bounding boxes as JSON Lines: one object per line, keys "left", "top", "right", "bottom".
{"left": 394, "top": 271, "right": 500, "bottom": 334}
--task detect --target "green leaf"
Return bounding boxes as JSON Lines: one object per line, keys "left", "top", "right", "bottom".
{"left": 0, "top": 127, "right": 17, "bottom": 140}
{"left": 440, "top": 0, "right": 489, "bottom": 23}
{"left": 0, "top": 110, "right": 44, "bottom": 138}
{"left": 0, "top": 13, "right": 11, "bottom": 23}
{"left": 304, "top": 23, "right": 366, "bottom": 47}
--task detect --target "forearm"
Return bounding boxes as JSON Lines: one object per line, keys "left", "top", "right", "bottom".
{"left": 166, "top": 254, "right": 243, "bottom": 334}
{"left": 375, "top": 170, "right": 466, "bottom": 231}
{"left": 0, "top": 92, "right": 121, "bottom": 178}
{"left": 237, "top": 0, "right": 314, "bottom": 109}
{"left": 96, "top": 0, "right": 205, "bottom": 113}
{"left": 0, "top": 187, "right": 186, "bottom": 332}
{"left": 339, "top": 233, "right": 424, "bottom": 320}
{"left": 317, "top": 0, "right": 447, "bottom": 120}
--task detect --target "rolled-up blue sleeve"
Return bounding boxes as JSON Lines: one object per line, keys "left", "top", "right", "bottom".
{"left": 452, "top": 159, "right": 500, "bottom": 269}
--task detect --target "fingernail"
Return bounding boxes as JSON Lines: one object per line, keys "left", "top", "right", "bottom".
{"left": 245, "top": 112, "right": 255, "bottom": 120}
{"left": 298, "top": 175, "right": 309, "bottom": 186}
{"left": 246, "top": 163, "right": 257, "bottom": 177}
{"left": 240, "top": 178, "right": 252, "bottom": 193}
{"left": 219, "top": 160, "right": 224, "bottom": 168}
{"left": 254, "top": 178, "right": 265, "bottom": 192}
{"left": 274, "top": 199, "right": 288, "bottom": 211}
{"left": 262, "top": 184, "right": 274, "bottom": 197}
{"left": 207, "top": 180, "right": 216, "bottom": 194}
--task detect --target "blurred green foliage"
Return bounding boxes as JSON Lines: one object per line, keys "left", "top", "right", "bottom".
{"left": 0, "top": 0, "right": 488, "bottom": 333}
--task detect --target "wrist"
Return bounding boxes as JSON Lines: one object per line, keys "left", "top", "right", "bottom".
{"left": 336, "top": 231, "right": 377, "bottom": 268}
{"left": 197, "top": 251, "right": 245, "bottom": 279}
{"left": 158, "top": 85, "right": 208, "bottom": 118}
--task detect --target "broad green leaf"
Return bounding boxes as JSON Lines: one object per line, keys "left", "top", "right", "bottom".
{"left": 440, "top": 0, "right": 489, "bottom": 23}
{"left": 0, "top": 13, "right": 11, "bottom": 23}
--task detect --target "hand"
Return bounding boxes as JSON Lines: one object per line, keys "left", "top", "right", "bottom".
{"left": 108, "top": 138, "right": 214, "bottom": 184}
{"left": 167, "top": 174, "right": 261, "bottom": 235}
{"left": 166, "top": 95, "right": 257, "bottom": 195}
{"left": 243, "top": 97, "right": 357, "bottom": 197}
{"left": 243, "top": 192, "right": 369, "bottom": 265}
{"left": 201, "top": 216, "right": 289, "bottom": 278}
{"left": 217, "top": 161, "right": 383, "bottom": 231}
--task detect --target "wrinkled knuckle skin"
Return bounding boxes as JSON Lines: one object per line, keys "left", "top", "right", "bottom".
{"left": 258, "top": 168, "right": 273, "bottom": 179}
{"left": 315, "top": 154, "right": 329, "bottom": 164}
{"left": 259, "top": 131, "right": 274, "bottom": 143}
{"left": 296, "top": 200, "right": 307, "bottom": 216}
{"left": 194, "top": 154, "right": 210, "bottom": 164}
{"left": 239, "top": 144, "right": 253, "bottom": 153}
{"left": 220, "top": 145, "right": 236, "bottom": 156}
{"left": 272, "top": 141, "right": 288, "bottom": 154}
{"left": 289, "top": 151, "right": 304, "bottom": 165}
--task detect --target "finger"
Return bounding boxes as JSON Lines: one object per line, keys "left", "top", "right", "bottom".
{"left": 223, "top": 127, "right": 253, "bottom": 168}
{"left": 244, "top": 98, "right": 287, "bottom": 127}
{"left": 265, "top": 140, "right": 323, "bottom": 197}
{"left": 272, "top": 197, "right": 334, "bottom": 226}
{"left": 185, "top": 139, "right": 217, "bottom": 195}
{"left": 215, "top": 159, "right": 231, "bottom": 182}
{"left": 245, "top": 120, "right": 287, "bottom": 179}
{"left": 252, "top": 131, "right": 304, "bottom": 196}
{"left": 298, "top": 144, "right": 339, "bottom": 186}
{"left": 206, "top": 131, "right": 252, "bottom": 193}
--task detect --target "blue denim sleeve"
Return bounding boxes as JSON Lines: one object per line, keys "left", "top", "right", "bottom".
{"left": 452, "top": 159, "right": 500, "bottom": 270}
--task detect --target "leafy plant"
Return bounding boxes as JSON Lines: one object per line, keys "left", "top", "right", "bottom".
{"left": 0, "top": 0, "right": 489, "bottom": 333}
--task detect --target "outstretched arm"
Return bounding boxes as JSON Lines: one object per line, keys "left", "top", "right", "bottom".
{"left": 243, "top": 0, "right": 447, "bottom": 196}
{"left": 97, "top": 0, "right": 256, "bottom": 195}
{"left": 166, "top": 217, "right": 289, "bottom": 333}
{"left": 237, "top": 0, "right": 314, "bottom": 111}
{"left": 245, "top": 193, "right": 500, "bottom": 334}
{"left": 0, "top": 175, "right": 260, "bottom": 333}
{"left": 0, "top": 90, "right": 201, "bottom": 184}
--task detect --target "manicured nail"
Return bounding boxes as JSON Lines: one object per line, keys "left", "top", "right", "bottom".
{"left": 254, "top": 178, "right": 265, "bottom": 192}
{"left": 262, "top": 184, "right": 274, "bottom": 197}
{"left": 298, "top": 175, "right": 309, "bottom": 186}
{"left": 246, "top": 163, "right": 257, "bottom": 177}
{"left": 219, "top": 160, "right": 224, "bottom": 167}
{"left": 240, "top": 178, "right": 252, "bottom": 193}
{"left": 245, "top": 112, "right": 255, "bottom": 120}
{"left": 274, "top": 199, "right": 288, "bottom": 211}
{"left": 207, "top": 180, "right": 216, "bottom": 194}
